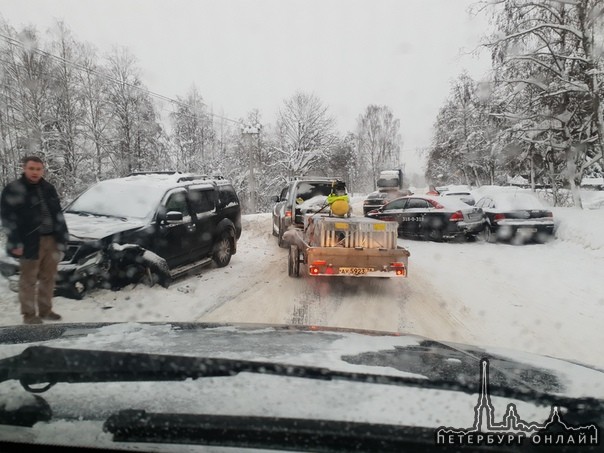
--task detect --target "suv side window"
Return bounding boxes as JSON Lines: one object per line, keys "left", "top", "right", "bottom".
{"left": 279, "top": 186, "right": 288, "bottom": 202}
{"left": 189, "top": 189, "right": 215, "bottom": 215}
{"left": 218, "top": 185, "right": 240, "bottom": 208}
{"left": 164, "top": 190, "right": 191, "bottom": 221}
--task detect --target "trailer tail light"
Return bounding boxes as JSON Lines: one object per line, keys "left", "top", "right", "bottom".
{"left": 325, "top": 266, "right": 335, "bottom": 275}
{"left": 312, "top": 260, "right": 327, "bottom": 266}
{"left": 309, "top": 266, "right": 320, "bottom": 275}
{"left": 450, "top": 211, "right": 464, "bottom": 222}
{"left": 390, "top": 262, "right": 406, "bottom": 276}
{"left": 494, "top": 213, "right": 506, "bottom": 222}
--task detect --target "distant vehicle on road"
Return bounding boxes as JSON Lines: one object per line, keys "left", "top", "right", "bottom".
{"left": 439, "top": 185, "right": 476, "bottom": 206}
{"left": 363, "top": 189, "right": 413, "bottom": 216}
{"left": 367, "top": 195, "right": 485, "bottom": 242}
{"left": 272, "top": 177, "right": 347, "bottom": 247}
{"left": 475, "top": 191, "right": 554, "bottom": 244}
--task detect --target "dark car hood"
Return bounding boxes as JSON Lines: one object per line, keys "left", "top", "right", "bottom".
{"left": 65, "top": 212, "right": 147, "bottom": 241}
{"left": 0, "top": 323, "right": 602, "bottom": 451}
{"left": 0, "top": 322, "right": 602, "bottom": 400}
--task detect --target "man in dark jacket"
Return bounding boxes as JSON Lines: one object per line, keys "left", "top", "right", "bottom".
{"left": 1, "top": 156, "right": 69, "bottom": 324}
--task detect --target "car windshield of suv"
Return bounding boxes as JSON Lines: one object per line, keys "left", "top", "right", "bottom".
{"left": 0, "top": 1, "right": 603, "bottom": 452}
{"left": 67, "top": 180, "right": 166, "bottom": 219}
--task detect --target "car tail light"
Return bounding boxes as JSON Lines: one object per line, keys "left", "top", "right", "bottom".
{"left": 285, "top": 210, "right": 292, "bottom": 218}
{"left": 494, "top": 213, "right": 506, "bottom": 222}
{"left": 449, "top": 211, "right": 463, "bottom": 222}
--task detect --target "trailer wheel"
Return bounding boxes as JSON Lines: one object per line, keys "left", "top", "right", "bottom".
{"left": 277, "top": 221, "right": 286, "bottom": 248}
{"left": 288, "top": 245, "right": 300, "bottom": 277}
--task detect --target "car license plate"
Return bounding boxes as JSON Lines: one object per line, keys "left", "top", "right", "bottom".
{"left": 519, "top": 227, "right": 537, "bottom": 234}
{"left": 339, "top": 267, "right": 374, "bottom": 275}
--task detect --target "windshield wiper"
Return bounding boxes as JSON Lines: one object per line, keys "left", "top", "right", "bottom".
{"left": 1, "top": 346, "right": 602, "bottom": 416}
{"left": 104, "top": 410, "right": 519, "bottom": 453}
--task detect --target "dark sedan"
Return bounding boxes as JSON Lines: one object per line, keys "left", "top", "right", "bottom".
{"left": 475, "top": 191, "right": 554, "bottom": 244}
{"left": 367, "top": 195, "right": 485, "bottom": 241}
{"left": 363, "top": 189, "right": 413, "bottom": 216}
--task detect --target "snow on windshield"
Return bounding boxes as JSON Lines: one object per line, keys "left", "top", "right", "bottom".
{"left": 67, "top": 180, "right": 166, "bottom": 219}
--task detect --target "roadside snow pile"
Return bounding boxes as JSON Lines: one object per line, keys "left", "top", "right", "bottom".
{"left": 553, "top": 207, "right": 604, "bottom": 253}
{"left": 581, "top": 190, "right": 604, "bottom": 209}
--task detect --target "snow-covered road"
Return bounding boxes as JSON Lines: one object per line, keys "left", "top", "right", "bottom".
{"left": 1, "top": 212, "right": 603, "bottom": 369}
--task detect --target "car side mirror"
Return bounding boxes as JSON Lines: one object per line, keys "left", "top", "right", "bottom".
{"left": 166, "top": 211, "right": 183, "bottom": 223}
{"left": 158, "top": 211, "right": 183, "bottom": 224}
{"left": 271, "top": 195, "right": 280, "bottom": 203}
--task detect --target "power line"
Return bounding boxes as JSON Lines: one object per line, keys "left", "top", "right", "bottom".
{"left": 0, "top": 32, "right": 243, "bottom": 126}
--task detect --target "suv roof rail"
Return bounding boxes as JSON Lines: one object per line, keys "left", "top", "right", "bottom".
{"left": 177, "top": 174, "right": 226, "bottom": 183}
{"left": 289, "top": 176, "right": 345, "bottom": 182}
{"left": 128, "top": 171, "right": 181, "bottom": 176}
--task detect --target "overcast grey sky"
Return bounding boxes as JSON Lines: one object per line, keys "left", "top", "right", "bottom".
{"left": 0, "top": 0, "right": 492, "bottom": 173}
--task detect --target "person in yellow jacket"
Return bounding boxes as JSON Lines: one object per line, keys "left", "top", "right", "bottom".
{"left": 327, "top": 180, "right": 351, "bottom": 217}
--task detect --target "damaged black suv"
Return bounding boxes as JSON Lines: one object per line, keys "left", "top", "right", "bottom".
{"left": 1, "top": 172, "right": 241, "bottom": 299}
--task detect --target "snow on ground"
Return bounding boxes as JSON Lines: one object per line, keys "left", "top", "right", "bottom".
{"left": 0, "top": 194, "right": 603, "bottom": 370}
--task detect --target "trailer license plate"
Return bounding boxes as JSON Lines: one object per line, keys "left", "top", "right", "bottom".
{"left": 339, "top": 267, "right": 374, "bottom": 275}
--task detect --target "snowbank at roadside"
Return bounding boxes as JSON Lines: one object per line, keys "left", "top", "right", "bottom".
{"left": 552, "top": 207, "right": 604, "bottom": 254}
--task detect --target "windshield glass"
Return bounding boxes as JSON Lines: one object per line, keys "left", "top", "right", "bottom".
{"left": 0, "top": 0, "right": 602, "bottom": 451}
{"left": 67, "top": 180, "right": 166, "bottom": 219}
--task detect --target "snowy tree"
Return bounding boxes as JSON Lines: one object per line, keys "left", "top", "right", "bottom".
{"left": 356, "top": 105, "right": 402, "bottom": 190}
{"left": 1, "top": 27, "right": 55, "bottom": 164}
{"left": 105, "top": 47, "right": 164, "bottom": 176}
{"left": 271, "top": 92, "right": 337, "bottom": 181}
{"left": 170, "top": 87, "right": 215, "bottom": 173}
{"left": 480, "top": 0, "right": 604, "bottom": 206}
{"left": 77, "top": 44, "right": 115, "bottom": 181}
{"left": 46, "top": 22, "right": 87, "bottom": 189}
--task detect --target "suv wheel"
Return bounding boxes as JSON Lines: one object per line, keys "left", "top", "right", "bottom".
{"left": 213, "top": 232, "right": 233, "bottom": 267}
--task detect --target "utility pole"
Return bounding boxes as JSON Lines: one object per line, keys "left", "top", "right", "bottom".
{"left": 242, "top": 123, "right": 261, "bottom": 213}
